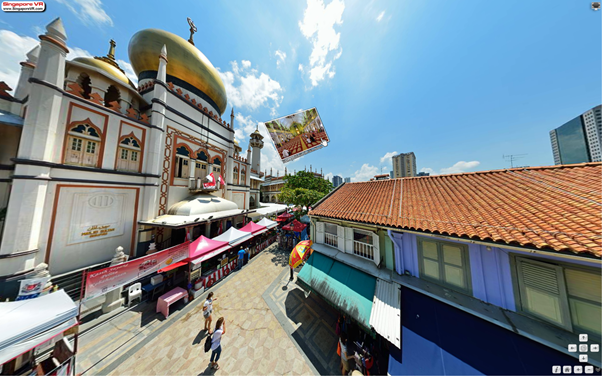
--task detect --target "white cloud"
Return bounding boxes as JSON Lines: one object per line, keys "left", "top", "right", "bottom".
{"left": 66, "top": 46, "right": 92, "bottom": 60}
{"left": 376, "top": 11, "right": 385, "bottom": 22}
{"left": 421, "top": 161, "right": 481, "bottom": 175}
{"left": 275, "top": 50, "right": 287, "bottom": 68}
{"left": 324, "top": 172, "right": 333, "bottom": 182}
{"left": 298, "top": 0, "right": 345, "bottom": 87}
{"left": 351, "top": 163, "right": 379, "bottom": 182}
{"left": 219, "top": 60, "right": 284, "bottom": 116}
{"left": 118, "top": 59, "right": 138, "bottom": 86}
{"left": 380, "top": 151, "right": 397, "bottom": 164}
{"left": 233, "top": 113, "right": 260, "bottom": 147}
{"left": 0, "top": 30, "right": 38, "bottom": 90}
{"left": 298, "top": 64, "right": 304, "bottom": 72}
{"left": 56, "top": 0, "right": 113, "bottom": 27}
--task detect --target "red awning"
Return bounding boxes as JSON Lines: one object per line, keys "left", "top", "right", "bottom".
{"left": 188, "top": 235, "right": 231, "bottom": 260}
{"left": 282, "top": 219, "right": 307, "bottom": 232}
{"left": 158, "top": 261, "right": 187, "bottom": 273}
{"left": 276, "top": 212, "right": 293, "bottom": 222}
{"left": 239, "top": 222, "right": 267, "bottom": 234}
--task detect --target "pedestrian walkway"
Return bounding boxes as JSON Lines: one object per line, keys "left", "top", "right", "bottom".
{"left": 84, "top": 245, "right": 317, "bottom": 375}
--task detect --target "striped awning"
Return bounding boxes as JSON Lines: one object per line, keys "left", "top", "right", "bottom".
{"left": 370, "top": 279, "right": 401, "bottom": 349}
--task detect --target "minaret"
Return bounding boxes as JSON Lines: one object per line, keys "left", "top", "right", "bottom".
{"left": 11, "top": 45, "right": 40, "bottom": 114}
{"left": 141, "top": 44, "right": 168, "bottom": 219}
{"left": 1, "top": 18, "right": 68, "bottom": 276}
{"left": 230, "top": 108, "right": 234, "bottom": 129}
{"left": 249, "top": 126, "right": 264, "bottom": 174}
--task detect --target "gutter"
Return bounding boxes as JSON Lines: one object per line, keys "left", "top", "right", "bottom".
{"left": 308, "top": 215, "right": 601, "bottom": 266}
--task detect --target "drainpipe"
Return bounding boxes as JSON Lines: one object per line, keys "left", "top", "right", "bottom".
{"left": 387, "top": 230, "right": 404, "bottom": 275}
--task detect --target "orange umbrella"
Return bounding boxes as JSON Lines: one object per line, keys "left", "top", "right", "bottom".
{"left": 289, "top": 240, "right": 313, "bottom": 269}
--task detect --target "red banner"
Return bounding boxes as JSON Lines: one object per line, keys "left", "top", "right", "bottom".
{"left": 84, "top": 242, "right": 190, "bottom": 301}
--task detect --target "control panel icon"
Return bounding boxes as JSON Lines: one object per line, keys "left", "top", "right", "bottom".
{"left": 553, "top": 365, "right": 562, "bottom": 374}
{"left": 579, "top": 354, "right": 588, "bottom": 363}
{"left": 580, "top": 334, "right": 589, "bottom": 342}
{"left": 580, "top": 344, "right": 589, "bottom": 352}
{"left": 569, "top": 344, "right": 578, "bottom": 352}
{"left": 563, "top": 365, "right": 573, "bottom": 374}
{"left": 584, "top": 365, "right": 593, "bottom": 374}
{"left": 591, "top": 344, "right": 599, "bottom": 352}
{"left": 574, "top": 365, "right": 583, "bottom": 374}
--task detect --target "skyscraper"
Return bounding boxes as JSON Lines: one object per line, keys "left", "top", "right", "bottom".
{"left": 332, "top": 175, "right": 343, "bottom": 188}
{"left": 550, "top": 105, "right": 602, "bottom": 165}
{"left": 392, "top": 152, "right": 417, "bottom": 178}
{"left": 344, "top": 177, "right": 351, "bottom": 183}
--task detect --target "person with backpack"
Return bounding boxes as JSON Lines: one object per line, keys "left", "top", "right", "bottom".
{"left": 210, "top": 317, "right": 226, "bottom": 370}
{"left": 203, "top": 292, "right": 216, "bottom": 334}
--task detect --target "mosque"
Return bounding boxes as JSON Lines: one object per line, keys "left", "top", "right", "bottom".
{"left": 0, "top": 18, "right": 266, "bottom": 292}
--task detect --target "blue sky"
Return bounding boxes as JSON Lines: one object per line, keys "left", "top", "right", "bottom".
{"left": 0, "top": 0, "right": 600, "bottom": 181}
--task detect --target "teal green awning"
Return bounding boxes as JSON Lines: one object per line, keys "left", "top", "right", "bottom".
{"left": 297, "top": 252, "right": 376, "bottom": 330}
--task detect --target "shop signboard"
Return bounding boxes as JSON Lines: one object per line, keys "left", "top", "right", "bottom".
{"left": 15, "top": 277, "right": 51, "bottom": 301}
{"left": 264, "top": 107, "right": 329, "bottom": 163}
{"left": 84, "top": 242, "right": 190, "bottom": 301}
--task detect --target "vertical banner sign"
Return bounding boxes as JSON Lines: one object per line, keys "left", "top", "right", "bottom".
{"left": 15, "top": 277, "right": 51, "bottom": 300}
{"left": 84, "top": 242, "right": 190, "bottom": 301}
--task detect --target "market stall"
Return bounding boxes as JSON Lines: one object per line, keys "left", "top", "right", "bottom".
{"left": 0, "top": 290, "right": 78, "bottom": 376}
{"left": 256, "top": 217, "right": 278, "bottom": 229}
{"left": 275, "top": 212, "right": 293, "bottom": 224}
{"left": 187, "top": 236, "right": 231, "bottom": 299}
{"left": 280, "top": 220, "right": 308, "bottom": 250}
{"left": 202, "top": 228, "right": 252, "bottom": 288}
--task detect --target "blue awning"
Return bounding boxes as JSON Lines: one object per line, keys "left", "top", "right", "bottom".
{"left": 396, "top": 287, "right": 584, "bottom": 375}
{"left": 297, "top": 252, "right": 376, "bottom": 330}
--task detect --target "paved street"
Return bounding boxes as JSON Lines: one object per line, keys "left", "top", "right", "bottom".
{"left": 76, "top": 244, "right": 340, "bottom": 375}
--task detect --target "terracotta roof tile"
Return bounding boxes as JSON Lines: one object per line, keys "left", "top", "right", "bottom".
{"left": 310, "top": 163, "right": 602, "bottom": 257}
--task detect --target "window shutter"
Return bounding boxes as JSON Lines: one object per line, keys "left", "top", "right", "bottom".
{"left": 345, "top": 227, "right": 354, "bottom": 253}
{"left": 372, "top": 232, "right": 380, "bottom": 266}
{"left": 316, "top": 222, "right": 325, "bottom": 244}
{"left": 337, "top": 225, "right": 345, "bottom": 252}
{"left": 516, "top": 259, "right": 571, "bottom": 330}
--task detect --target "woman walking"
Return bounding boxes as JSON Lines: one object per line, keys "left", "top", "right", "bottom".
{"left": 203, "top": 292, "right": 217, "bottom": 334}
{"left": 210, "top": 317, "right": 226, "bottom": 370}
{"left": 339, "top": 332, "right": 353, "bottom": 375}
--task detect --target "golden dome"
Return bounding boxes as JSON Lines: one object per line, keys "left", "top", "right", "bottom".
{"left": 72, "top": 56, "right": 136, "bottom": 89}
{"left": 128, "top": 29, "right": 227, "bottom": 115}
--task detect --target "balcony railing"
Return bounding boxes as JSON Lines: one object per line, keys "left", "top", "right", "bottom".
{"left": 325, "top": 233, "right": 338, "bottom": 248}
{"left": 353, "top": 240, "right": 374, "bottom": 261}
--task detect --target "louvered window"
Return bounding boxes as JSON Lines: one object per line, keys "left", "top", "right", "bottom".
{"left": 417, "top": 237, "right": 472, "bottom": 295}
{"left": 516, "top": 259, "right": 571, "bottom": 329}
{"left": 565, "top": 268, "right": 601, "bottom": 337}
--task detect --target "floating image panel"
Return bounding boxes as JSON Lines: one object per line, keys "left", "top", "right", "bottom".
{"left": 264, "top": 107, "right": 329, "bottom": 163}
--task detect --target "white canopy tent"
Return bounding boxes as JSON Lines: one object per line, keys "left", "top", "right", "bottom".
{"left": 256, "top": 218, "right": 278, "bottom": 229}
{"left": 0, "top": 290, "right": 78, "bottom": 365}
{"left": 212, "top": 227, "right": 253, "bottom": 247}
{"left": 247, "top": 203, "right": 288, "bottom": 219}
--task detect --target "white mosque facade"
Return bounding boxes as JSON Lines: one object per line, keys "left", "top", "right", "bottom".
{"left": 0, "top": 18, "right": 263, "bottom": 293}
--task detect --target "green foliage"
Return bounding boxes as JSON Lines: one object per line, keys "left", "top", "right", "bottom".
{"left": 279, "top": 171, "right": 333, "bottom": 208}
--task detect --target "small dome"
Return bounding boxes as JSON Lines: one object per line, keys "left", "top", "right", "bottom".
{"left": 168, "top": 194, "right": 238, "bottom": 216}
{"left": 128, "top": 28, "right": 227, "bottom": 115}
{"left": 72, "top": 57, "right": 136, "bottom": 89}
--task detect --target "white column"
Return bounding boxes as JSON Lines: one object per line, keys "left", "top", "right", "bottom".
{"left": 141, "top": 46, "right": 168, "bottom": 221}
{"left": 0, "top": 19, "right": 68, "bottom": 277}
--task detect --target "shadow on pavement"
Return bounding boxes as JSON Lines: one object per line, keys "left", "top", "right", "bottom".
{"left": 284, "top": 288, "right": 340, "bottom": 376}
{"left": 196, "top": 364, "right": 217, "bottom": 375}
{"left": 192, "top": 329, "right": 209, "bottom": 345}
{"left": 268, "top": 246, "right": 290, "bottom": 267}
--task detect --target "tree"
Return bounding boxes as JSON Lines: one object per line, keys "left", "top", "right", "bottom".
{"left": 279, "top": 171, "right": 333, "bottom": 210}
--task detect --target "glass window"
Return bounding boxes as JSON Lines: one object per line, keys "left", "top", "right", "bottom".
{"left": 86, "top": 141, "right": 97, "bottom": 154}
{"left": 555, "top": 117, "right": 591, "bottom": 164}
{"left": 71, "top": 138, "right": 82, "bottom": 151}
{"left": 131, "top": 151, "right": 138, "bottom": 162}
{"left": 353, "top": 230, "right": 372, "bottom": 244}
{"left": 120, "top": 149, "right": 128, "bottom": 160}
{"left": 325, "top": 223, "right": 337, "bottom": 235}
{"left": 418, "top": 237, "right": 471, "bottom": 294}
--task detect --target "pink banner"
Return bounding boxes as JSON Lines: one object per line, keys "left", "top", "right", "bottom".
{"left": 84, "top": 242, "right": 190, "bottom": 301}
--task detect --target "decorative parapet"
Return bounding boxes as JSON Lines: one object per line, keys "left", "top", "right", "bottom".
{"left": 164, "top": 81, "right": 232, "bottom": 130}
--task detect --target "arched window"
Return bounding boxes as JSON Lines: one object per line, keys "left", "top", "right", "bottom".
{"left": 174, "top": 146, "right": 191, "bottom": 179}
{"left": 195, "top": 150, "right": 208, "bottom": 181}
{"left": 241, "top": 169, "right": 246, "bottom": 185}
{"left": 65, "top": 122, "right": 102, "bottom": 167}
{"left": 116, "top": 134, "right": 142, "bottom": 172}
{"left": 212, "top": 157, "right": 222, "bottom": 185}
{"left": 250, "top": 196, "right": 255, "bottom": 208}
{"left": 104, "top": 85, "right": 121, "bottom": 108}
{"left": 76, "top": 73, "right": 92, "bottom": 99}
{"left": 233, "top": 167, "right": 239, "bottom": 184}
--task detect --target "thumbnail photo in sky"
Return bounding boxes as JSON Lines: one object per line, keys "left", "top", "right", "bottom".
{"left": 264, "top": 108, "right": 329, "bottom": 163}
